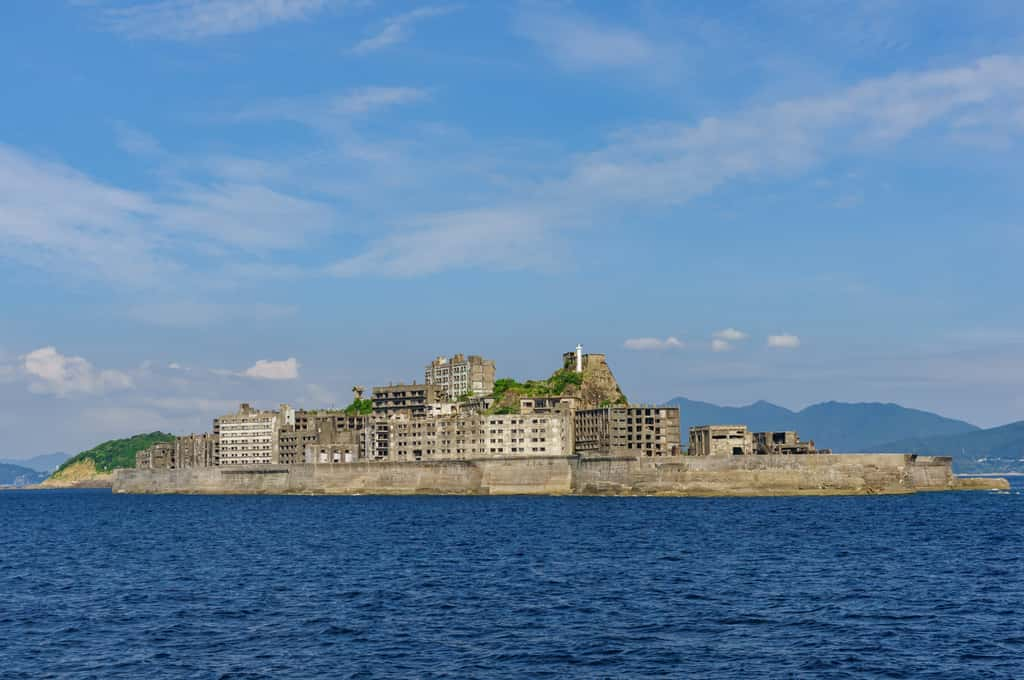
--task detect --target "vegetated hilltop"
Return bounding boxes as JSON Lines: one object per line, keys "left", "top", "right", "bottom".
{"left": 42, "top": 432, "right": 175, "bottom": 487}
{"left": 666, "top": 397, "right": 978, "bottom": 452}
{"left": 487, "top": 355, "right": 628, "bottom": 414}
{"left": 875, "top": 421, "right": 1024, "bottom": 474}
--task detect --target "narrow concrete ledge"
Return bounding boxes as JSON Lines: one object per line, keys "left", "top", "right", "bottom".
{"left": 953, "top": 476, "right": 1010, "bottom": 491}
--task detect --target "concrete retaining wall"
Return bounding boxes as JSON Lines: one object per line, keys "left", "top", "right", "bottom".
{"left": 112, "top": 453, "right": 1007, "bottom": 496}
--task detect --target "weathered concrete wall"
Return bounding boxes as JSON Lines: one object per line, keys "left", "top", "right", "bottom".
{"left": 571, "top": 454, "right": 996, "bottom": 496}
{"left": 113, "top": 457, "right": 575, "bottom": 496}
{"left": 112, "top": 453, "right": 1008, "bottom": 496}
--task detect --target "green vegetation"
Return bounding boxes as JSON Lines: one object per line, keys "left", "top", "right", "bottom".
{"left": 491, "top": 369, "right": 583, "bottom": 402}
{"left": 54, "top": 432, "right": 175, "bottom": 475}
{"left": 487, "top": 369, "right": 587, "bottom": 414}
{"left": 344, "top": 398, "right": 373, "bottom": 415}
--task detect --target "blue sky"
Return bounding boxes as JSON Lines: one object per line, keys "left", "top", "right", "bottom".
{"left": 2, "top": 0, "right": 1023, "bottom": 457}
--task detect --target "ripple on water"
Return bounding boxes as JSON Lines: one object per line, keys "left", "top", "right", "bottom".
{"left": 1, "top": 487, "right": 1022, "bottom": 678}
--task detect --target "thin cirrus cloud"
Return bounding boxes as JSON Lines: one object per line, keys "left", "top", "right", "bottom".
{"left": 0, "top": 142, "right": 335, "bottom": 284}
{"left": 515, "top": 10, "right": 660, "bottom": 71}
{"left": 93, "top": 0, "right": 333, "bottom": 40}
{"left": 330, "top": 55, "right": 1024, "bottom": 278}
{"left": 624, "top": 337, "right": 684, "bottom": 351}
{"left": 351, "top": 5, "right": 460, "bottom": 55}
{"left": 5, "top": 55, "right": 1024, "bottom": 286}
{"left": 767, "top": 334, "right": 801, "bottom": 349}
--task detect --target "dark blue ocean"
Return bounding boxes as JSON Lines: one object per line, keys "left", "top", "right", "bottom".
{"left": 2, "top": 483, "right": 1023, "bottom": 679}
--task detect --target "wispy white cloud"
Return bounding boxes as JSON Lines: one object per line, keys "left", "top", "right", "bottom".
{"left": 351, "top": 5, "right": 459, "bottom": 55}
{"left": 22, "top": 347, "right": 134, "bottom": 397}
{"left": 0, "top": 143, "right": 337, "bottom": 284}
{"left": 329, "top": 207, "right": 557, "bottom": 277}
{"left": 767, "top": 334, "right": 801, "bottom": 349}
{"left": 243, "top": 358, "right": 300, "bottom": 380}
{"left": 564, "top": 55, "right": 1024, "bottom": 206}
{"left": 95, "top": 0, "right": 333, "bottom": 40}
{"left": 113, "top": 122, "right": 163, "bottom": 155}
{"left": 624, "top": 337, "right": 684, "bottom": 351}
{"left": 516, "top": 11, "right": 661, "bottom": 71}
{"left": 330, "top": 54, "right": 1024, "bottom": 278}
{"left": 127, "top": 302, "right": 297, "bottom": 328}
{"left": 711, "top": 339, "right": 732, "bottom": 352}
{"left": 331, "top": 87, "right": 429, "bottom": 116}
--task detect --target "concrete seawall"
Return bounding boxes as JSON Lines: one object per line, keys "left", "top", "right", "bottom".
{"left": 112, "top": 454, "right": 1009, "bottom": 496}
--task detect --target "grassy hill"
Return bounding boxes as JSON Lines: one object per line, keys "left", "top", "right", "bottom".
{"left": 51, "top": 432, "right": 175, "bottom": 478}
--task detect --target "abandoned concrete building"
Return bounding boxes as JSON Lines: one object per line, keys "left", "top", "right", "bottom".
{"left": 752, "top": 431, "right": 827, "bottom": 455}
{"left": 175, "top": 433, "right": 218, "bottom": 468}
{"left": 575, "top": 406, "right": 682, "bottom": 457}
{"left": 424, "top": 354, "right": 496, "bottom": 401}
{"left": 688, "top": 425, "right": 753, "bottom": 456}
{"left": 136, "top": 441, "right": 173, "bottom": 469}
{"left": 280, "top": 411, "right": 370, "bottom": 465}
{"left": 371, "top": 384, "right": 441, "bottom": 417}
{"left": 688, "top": 425, "right": 827, "bottom": 456}
{"left": 367, "top": 410, "right": 572, "bottom": 461}
{"left": 214, "top": 403, "right": 295, "bottom": 466}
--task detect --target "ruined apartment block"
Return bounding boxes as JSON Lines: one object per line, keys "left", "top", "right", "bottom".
{"left": 368, "top": 411, "right": 571, "bottom": 461}
{"left": 214, "top": 403, "right": 295, "bottom": 466}
{"left": 371, "top": 384, "right": 441, "bottom": 417}
{"left": 575, "top": 406, "right": 682, "bottom": 457}
{"left": 424, "top": 354, "right": 496, "bottom": 401}
{"left": 688, "top": 426, "right": 824, "bottom": 456}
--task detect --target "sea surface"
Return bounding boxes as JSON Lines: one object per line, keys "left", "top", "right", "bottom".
{"left": 2, "top": 483, "right": 1022, "bottom": 679}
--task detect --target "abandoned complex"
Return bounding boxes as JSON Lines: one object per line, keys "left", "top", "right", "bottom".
{"left": 137, "top": 346, "right": 826, "bottom": 471}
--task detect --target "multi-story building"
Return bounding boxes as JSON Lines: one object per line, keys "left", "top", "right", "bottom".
{"left": 369, "top": 411, "right": 571, "bottom": 461}
{"left": 214, "top": 403, "right": 295, "bottom": 466}
{"left": 174, "top": 433, "right": 217, "bottom": 468}
{"left": 136, "top": 441, "right": 173, "bottom": 469}
{"left": 575, "top": 406, "right": 682, "bottom": 457}
{"left": 280, "top": 410, "right": 371, "bottom": 464}
{"left": 424, "top": 354, "right": 496, "bottom": 401}
{"left": 688, "top": 425, "right": 753, "bottom": 456}
{"left": 371, "top": 384, "right": 441, "bottom": 417}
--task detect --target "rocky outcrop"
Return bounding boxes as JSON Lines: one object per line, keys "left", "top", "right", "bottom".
{"left": 36, "top": 459, "right": 114, "bottom": 488}
{"left": 560, "top": 354, "right": 628, "bottom": 409}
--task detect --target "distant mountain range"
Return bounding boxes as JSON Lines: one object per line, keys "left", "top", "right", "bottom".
{"left": 0, "top": 452, "right": 69, "bottom": 474}
{"left": 665, "top": 397, "right": 1022, "bottom": 473}
{"left": 875, "top": 421, "right": 1024, "bottom": 474}
{"left": 0, "top": 462, "right": 48, "bottom": 487}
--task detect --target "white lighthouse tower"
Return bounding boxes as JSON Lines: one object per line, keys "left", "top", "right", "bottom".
{"left": 575, "top": 344, "right": 583, "bottom": 373}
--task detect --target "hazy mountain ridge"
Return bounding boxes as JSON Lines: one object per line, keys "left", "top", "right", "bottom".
{"left": 0, "top": 463, "right": 48, "bottom": 487}
{"left": 875, "top": 421, "right": 1024, "bottom": 474}
{"left": 0, "top": 452, "right": 70, "bottom": 474}
{"left": 666, "top": 397, "right": 979, "bottom": 452}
